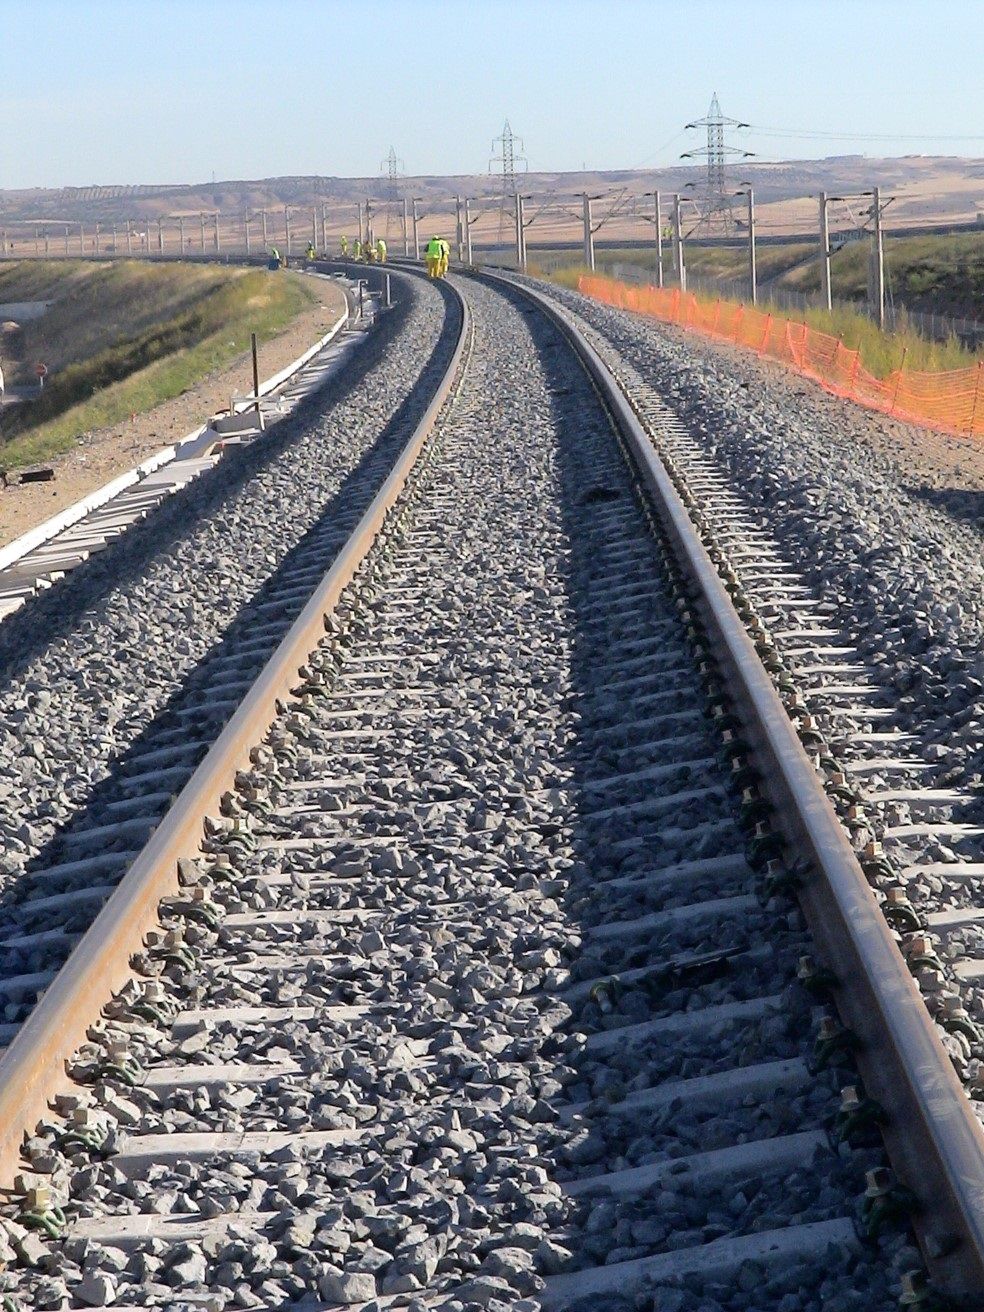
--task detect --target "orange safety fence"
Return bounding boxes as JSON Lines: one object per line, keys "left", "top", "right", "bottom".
{"left": 578, "top": 274, "right": 984, "bottom": 440}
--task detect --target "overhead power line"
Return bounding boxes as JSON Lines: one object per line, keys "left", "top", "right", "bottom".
{"left": 749, "top": 125, "right": 984, "bottom": 143}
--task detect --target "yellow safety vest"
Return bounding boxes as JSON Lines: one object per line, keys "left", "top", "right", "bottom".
{"left": 426, "top": 238, "right": 443, "bottom": 258}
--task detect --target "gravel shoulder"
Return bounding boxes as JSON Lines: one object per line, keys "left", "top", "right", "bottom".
{"left": 547, "top": 282, "right": 984, "bottom": 755}
{"left": 638, "top": 319, "right": 984, "bottom": 495}
{"left": 0, "top": 278, "right": 348, "bottom": 549}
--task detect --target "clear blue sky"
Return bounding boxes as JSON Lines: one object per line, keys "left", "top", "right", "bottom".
{"left": 2, "top": 0, "right": 982, "bottom": 189}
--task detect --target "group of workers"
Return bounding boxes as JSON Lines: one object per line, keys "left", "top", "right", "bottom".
{"left": 339, "top": 235, "right": 388, "bottom": 264}
{"left": 424, "top": 235, "right": 450, "bottom": 278}
{"left": 270, "top": 231, "right": 452, "bottom": 277}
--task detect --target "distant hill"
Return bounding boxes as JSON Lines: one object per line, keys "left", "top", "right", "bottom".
{"left": 1, "top": 156, "right": 983, "bottom": 232}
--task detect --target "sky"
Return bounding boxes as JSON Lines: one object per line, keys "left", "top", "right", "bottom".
{"left": 1, "top": 0, "right": 983, "bottom": 190}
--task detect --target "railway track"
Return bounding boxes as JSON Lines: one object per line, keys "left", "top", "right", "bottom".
{"left": 0, "top": 268, "right": 981, "bottom": 1311}
{"left": 527, "top": 278, "right": 984, "bottom": 1133}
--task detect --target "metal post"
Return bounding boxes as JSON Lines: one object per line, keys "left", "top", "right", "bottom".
{"left": 245, "top": 212, "right": 251, "bottom": 256}
{"left": 200, "top": 213, "right": 206, "bottom": 253}
{"left": 126, "top": 219, "right": 132, "bottom": 256}
{"left": 515, "top": 193, "right": 523, "bottom": 270}
{"left": 79, "top": 223, "right": 84, "bottom": 256}
{"left": 655, "top": 191, "right": 664, "bottom": 288}
{"left": 411, "top": 200, "right": 420, "bottom": 260}
{"left": 455, "top": 194, "right": 463, "bottom": 262}
{"left": 357, "top": 202, "right": 364, "bottom": 248}
{"left": 158, "top": 218, "right": 164, "bottom": 255}
{"left": 111, "top": 224, "right": 117, "bottom": 255}
{"left": 178, "top": 216, "right": 185, "bottom": 254}
{"left": 251, "top": 332, "right": 260, "bottom": 414}
{"left": 365, "top": 201, "right": 374, "bottom": 249}
{"left": 464, "top": 198, "right": 473, "bottom": 266}
{"left": 284, "top": 207, "right": 291, "bottom": 257}
{"left": 582, "top": 194, "right": 595, "bottom": 271}
{"left": 261, "top": 211, "right": 268, "bottom": 247}
{"left": 384, "top": 273, "right": 392, "bottom": 307}
{"left": 819, "top": 192, "right": 832, "bottom": 312}
{"left": 403, "top": 197, "right": 410, "bottom": 257}
{"left": 872, "top": 185, "right": 885, "bottom": 331}
{"left": 64, "top": 227, "right": 69, "bottom": 256}
{"left": 214, "top": 212, "right": 220, "bottom": 252}
{"left": 747, "top": 188, "right": 757, "bottom": 306}
{"left": 672, "top": 194, "right": 686, "bottom": 293}
{"left": 312, "top": 209, "right": 317, "bottom": 250}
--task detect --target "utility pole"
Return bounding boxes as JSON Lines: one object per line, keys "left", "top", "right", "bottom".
{"left": 284, "top": 206, "right": 292, "bottom": 257}
{"left": 746, "top": 187, "right": 757, "bottom": 305}
{"left": 245, "top": 212, "right": 251, "bottom": 256}
{"left": 178, "top": 216, "right": 185, "bottom": 254}
{"left": 402, "top": 197, "right": 410, "bottom": 257}
{"left": 515, "top": 193, "right": 526, "bottom": 271}
{"left": 261, "top": 210, "right": 268, "bottom": 248}
{"left": 464, "top": 198, "right": 473, "bottom": 266}
{"left": 455, "top": 194, "right": 463, "bottom": 262}
{"left": 672, "top": 194, "right": 686, "bottom": 293}
{"left": 214, "top": 212, "right": 221, "bottom": 252}
{"left": 411, "top": 199, "right": 421, "bottom": 260}
{"left": 871, "top": 185, "right": 885, "bottom": 330}
{"left": 158, "top": 218, "right": 164, "bottom": 255}
{"left": 357, "top": 202, "right": 364, "bottom": 247}
{"left": 200, "top": 213, "right": 206, "bottom": 253}
{"left": 819, "top": 192, "right": 832, "bottom": 312}
{"left": 654, "top": 191, "right": 664, "bottom": 288}
{"left": 582, "top": 194, "right": 595, "bottom": 272}
{"left": 126, "top": 219, "right": 132, "bottom": 256}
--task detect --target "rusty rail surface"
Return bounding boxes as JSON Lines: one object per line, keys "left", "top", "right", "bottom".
{"left": 0, "top": 270, "right": 470, "bottom": 1188}
{"left": 477, "top": 267, "right": 984, "bottom": 1300}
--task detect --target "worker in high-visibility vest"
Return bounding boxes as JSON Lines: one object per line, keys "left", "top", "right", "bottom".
{"left": 425, "top": 235, "right": 443, "bottom": 278}
{"left": 376, "top": 237, "right": 387, "bottom": 264}
{"left": 438, "top": 237, "right": 450, "bottom": 277}
{"left": 305, "top": 243, "right": 316, "bottom": 262}
{"left": 353, "top": 238, "right": 362, "bottom": 260}
{"left": 340, "top": 235, "right": 349, "bottom": 257}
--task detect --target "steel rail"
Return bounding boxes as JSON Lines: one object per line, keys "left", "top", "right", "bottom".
{"left": 476, "top": 267, "right": 984, "bottom": 1300}
{"left": 0, "top": 270, "right": 470, "bottom": 1190}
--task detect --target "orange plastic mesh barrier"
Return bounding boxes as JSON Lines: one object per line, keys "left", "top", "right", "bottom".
{"left": 578, "top": 274, "right": 984, "bottom": 440}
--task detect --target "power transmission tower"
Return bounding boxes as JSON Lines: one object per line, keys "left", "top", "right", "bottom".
{"left": 490, "top": 120, "right": 526, "bottom": 196}
{"left": 681, "top": 93, "right": 754, "bottom": 234}
{"left": 380, "top": 147, "right": 405, "bottom": 200}
{"left": 490, "top": 120, "right": 528, "bottom": 247}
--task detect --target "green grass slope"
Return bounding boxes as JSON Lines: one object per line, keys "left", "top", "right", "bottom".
{"left": 0, "top": 260, "right": 317, "bottom": 467}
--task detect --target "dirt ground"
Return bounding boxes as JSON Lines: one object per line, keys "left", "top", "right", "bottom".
{"left": 0, "top": 280, "right": 347, "bottom": 548}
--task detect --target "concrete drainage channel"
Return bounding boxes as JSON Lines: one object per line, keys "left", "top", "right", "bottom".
{"left": 0, "top": 269, "right": 979, "bottom": 1310}
{"left": 0, "top": 272, "right": 375, "bottom": 623}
